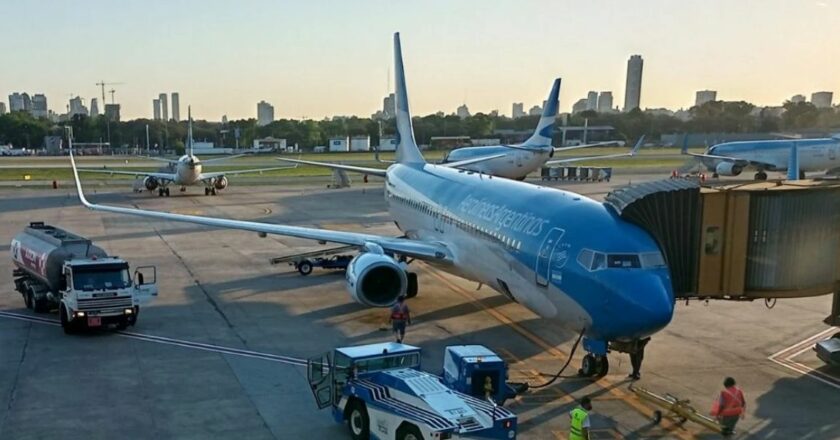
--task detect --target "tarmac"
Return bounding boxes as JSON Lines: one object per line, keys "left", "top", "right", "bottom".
{"left": 0, "top": 176, "right": 838, "bottom": 439}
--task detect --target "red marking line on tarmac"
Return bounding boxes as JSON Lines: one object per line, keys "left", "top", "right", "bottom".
{"left": 767, "top": 327, "right": 840, "bottom": 391}
{"left": 0, "top": 310, "right": 306, "bottom": 367}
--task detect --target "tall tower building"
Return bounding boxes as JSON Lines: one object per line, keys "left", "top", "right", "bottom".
{"left": 159, "top": 93, "right": 168, "bottom": 121}
{"left": 31, "top": 94, "right": 48, "bottom": 118}
{"left": 170, "top": 93, "right": 180, "bottom": 122}
{"left": 586, "top": 91, "right": 598, "bottom": 111}
{"left": 257, "top": 101, "right": 275, "bottom": 126}
{"left": 623, "top": 55, "right": 644, "bottom": 112}
{"left": 8, "top": 93, "right": 31, "bottom": 112}
{"left": 456, "top": 104, "right": 471, "bottom": 119}
{"left": 382, "top": 93, "right": 396, "bottom": 119}
{"left": 695, "top": 90, "right": 717, "bottom": 107}
{"left": 90, "top": 98, "right": 100, "bottom": 118}
{"left": 811, "top": 91, "right": 834, "bottom": 109}
{"left": 597, "top": 92, "right": 613, "bottom": 113}
{"left": 0, "top": 102, "right": 6, "bottom": 115}
{"left": 68, "top": 96, "right": 88, "bottom": 117}
{"left": 512, "top": 102, "right": 525, "bottom": 118}
{"left": 153, "top": 99, "right": 161, "bottom": 120}
{"left": 790, "top": 94, "right": 806, "bottom": 104}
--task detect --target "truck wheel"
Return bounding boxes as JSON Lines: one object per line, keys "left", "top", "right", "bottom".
{"left": 346, "top": 400, "right": 370, "bottom": 440}
{"left": 24, "top": 289, "right": 34, "bottom": 310}
{"left": 298, "top": 261, "right": 313, "bottom": 276}
{"left": 60, "top": 305, "right": 76, "bottom": 335}
{"left": 33, "top": 298, "right": 50, "bottom": 313}
{"left": 397, "top": 423, "right": 424, "bottom": 440}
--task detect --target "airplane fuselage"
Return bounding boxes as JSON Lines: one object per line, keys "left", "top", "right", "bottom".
{"left": 443, "top": 146, "right": 551, "bottom": 180}
{"left": 165, "top": 155, "right": 204, "bottom": 186}
{"left": 384, "top": 162, "right": 674, "bottom": 342}
{"left": 704, "top": 138, "right": 840, "bottom": 172}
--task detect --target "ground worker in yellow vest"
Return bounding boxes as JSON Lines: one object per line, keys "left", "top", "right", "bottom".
{"left": 569, "top": 396, "right": 593, "bottom": 440}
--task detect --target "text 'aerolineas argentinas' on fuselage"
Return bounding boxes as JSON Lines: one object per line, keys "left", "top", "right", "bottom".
{"left": 457, "top": 195, "right": 550, "bottom": 236}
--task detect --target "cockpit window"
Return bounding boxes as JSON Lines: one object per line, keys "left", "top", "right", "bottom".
{"left": 607, "top": 254, "right": 640, "bottom": 268}
{"left": 591, "top": 252, "right": 607, "bottom": 271}
{"left": 640, "top": 252, "right": 667, "bottom": 268}
{"left": 577, "top": 249, "right": 666, "bottom": 271}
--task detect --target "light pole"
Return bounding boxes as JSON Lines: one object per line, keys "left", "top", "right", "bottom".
{"left": 145, "top": 124, "right": 150, "bottom": 155}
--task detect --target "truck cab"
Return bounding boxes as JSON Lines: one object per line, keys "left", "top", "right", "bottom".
{"left": 59, "top": 257, "right": 157, "bottom": 332}
{"left": 307, "top": 342, "right": 517, "bottom": 440}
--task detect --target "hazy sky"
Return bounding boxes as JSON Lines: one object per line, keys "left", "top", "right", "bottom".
{"left": 2, "top": 0, "right": 838, "bottom": 120}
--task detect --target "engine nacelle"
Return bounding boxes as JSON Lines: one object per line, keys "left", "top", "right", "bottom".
{"left": 715, "top": 162, "right": 742, "bottom": 176}
{"left": 144, "top": 176, "right": 159, "bottom": 191}
{"left": 214, "top": 176, "right": 229, "bottom": 190}
{"left": 345, "top": 253, "right": 407, "bottom": 307}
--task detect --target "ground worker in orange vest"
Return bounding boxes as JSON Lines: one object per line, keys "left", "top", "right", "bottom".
{"left": 711, "top": 377, "right": 746, "bottom": 436}
{"left": 389, "top": 295, "right": 411, "bottom": 343}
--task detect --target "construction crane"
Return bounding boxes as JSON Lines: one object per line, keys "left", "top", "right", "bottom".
{"left": 109, "top": 89, "right": 116, "bottom": 104}
{"left": 95, "top": 81, "right": 124, "bottom": 105}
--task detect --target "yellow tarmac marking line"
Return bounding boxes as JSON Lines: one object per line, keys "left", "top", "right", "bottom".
{"left": 425, "top": 265, "right": 698, "bottom": 440}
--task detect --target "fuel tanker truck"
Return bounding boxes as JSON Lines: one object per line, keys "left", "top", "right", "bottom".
{"left": 10, "top": 222, "right": 157, "bottom": 333}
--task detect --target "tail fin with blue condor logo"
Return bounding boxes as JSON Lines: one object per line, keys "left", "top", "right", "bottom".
{"left": 521, "top": 78, "right": 561, "bottom": 149}
{"left": 393, "top": 32, "right": 425, "bottom": 165}
{"left": 187, "top": 106, "right": 194, "bottom": 157}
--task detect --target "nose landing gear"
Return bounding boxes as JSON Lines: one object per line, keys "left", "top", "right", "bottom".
{"left": 578, "top": 338, "right": 610, "bottom": 379}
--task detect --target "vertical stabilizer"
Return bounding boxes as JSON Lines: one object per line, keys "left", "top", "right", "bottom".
{"left": 787, "top": 141, "right": 800, "bottom": 180}
{"left": 522, "top": 78, "right": 561, "bottom": 148}
{"left": 187, "top": 106, "right": 194, "bottom": 157}
{"left": 393, "top": 33, "right": 425, "bottom": 165}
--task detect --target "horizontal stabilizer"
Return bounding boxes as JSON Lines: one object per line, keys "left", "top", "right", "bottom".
{"left": 276, "top": 157, "right": 387, "bottom": 177}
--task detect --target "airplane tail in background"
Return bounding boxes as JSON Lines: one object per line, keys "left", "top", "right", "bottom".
{"left": 393, "top": 33, "right": 425, "bottom": 165}
{"left": 680, "top": 134, "right": 689, "bottom": 154}
{"left": 787, "top": 142, "right": 800, "bottom": 180}
{"left": 187, "top": 106, "right": 194, "bottom": 157}
{"left": 521, "top": 78, "right": 561, "bottom": 149}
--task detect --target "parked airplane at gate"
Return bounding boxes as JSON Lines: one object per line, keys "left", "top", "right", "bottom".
{"left": 79, "top": 108, "right": 294, "bottom": 196}
{"left": 436, "top": 79, "right": 641, "bottom": 180}
{"left": 69, "top": 33, "right": 675, "bottom": 377}
{"left": 683, "top": 134, "right": 840, "bottom": 180}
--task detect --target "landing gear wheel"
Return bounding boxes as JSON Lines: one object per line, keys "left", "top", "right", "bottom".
{"left": 165, "top": 188, "right": 171, "bottom": 197}
{"left": 594, "top": 355, "right": 609, "bottom": 378}
{"left": 298, "top": 261, "right": 313, "bottom": 276}
{"left": 652, "top": 410, "right": 662, "bottom": 425}
{"left": 579, "top": 354, "right": 609, "bottom": 378}
{"left": 211, "top": 188, "right": 217, "bottom": 196}
{"left": 205, "top": 187, "right": 210, "bottom": 196}
{"left": 712, "top": 173, "right": 719, "bottom": 178}
{"left": 755, "top": 171, "right": 768, "bottom": 180}
{"left": 396, "top": 423, "right": 424, "bottom": 440}
{"left": 800, "top": 171, "right": 806, "bottom": 180}
{"left": 347, "top": 400, "right": 370, "bottom": 440}
{"left": 158, "top": 188, "right": 164, "bottom": 197}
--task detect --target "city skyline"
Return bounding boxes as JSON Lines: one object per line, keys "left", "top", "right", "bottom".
{"left": 1, "top": 1, "right": 838, "bottom": 120}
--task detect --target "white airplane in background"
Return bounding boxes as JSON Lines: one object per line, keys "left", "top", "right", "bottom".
{"left": 682, "top": 134, "right": 840, "bottom": 180}
{"left": 369, "top": 79, "right": 641, "bottom": 181}
{"left": 69, "top": 33, "right": 674, "bottom": 378}
{"left": 79, "top": 108, "right": 295, "bottom": 196}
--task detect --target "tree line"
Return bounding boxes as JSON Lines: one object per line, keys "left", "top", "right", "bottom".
{"left": 0, "top": 100, "right": 837, "bottom": 152}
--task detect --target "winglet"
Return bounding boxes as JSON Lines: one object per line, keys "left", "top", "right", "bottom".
{"left": 787, "top": 141, "right": 800, "bottom": 180}
{"left": 680, "top": 134, "right": 689, "bottom": 155}
{"left": 67, "top": 130, "right": 94, "bottom": 210}
{"left": 631, "top": 135, "right": 645, "bottom": 156}
{"left": 522, "top": 78, "right": 561, "bottom": 148}
{"left": 393, "top": 33, "right": 425, "bottom": 165}
{"left": 187, "top": 106, "right": 194, "bottom": 157}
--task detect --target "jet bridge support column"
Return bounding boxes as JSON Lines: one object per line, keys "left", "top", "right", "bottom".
{"left": 825, "top": 282, "right": 840, "bottom": 327}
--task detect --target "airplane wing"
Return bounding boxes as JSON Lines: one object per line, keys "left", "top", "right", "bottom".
{"left": 77, "top": 168, "right": 175, "bottom": 182}
{"left": 70, "top": 151, "right": 450, "bottom": 262}
{"left": 552, "top": 141, "right": 619, "bottom": 153}
{"left": 546, "top": 136, "right": 644, "bottom": 166}
{"left": 200, "top": 154, "right": 249, "bottom": 164}
{"left": 440, "top": 153, "right": 508, "bottom": 168}
{"left": 276, "top": 157, "right": 388, "bottom": 177}
{"left": 135, "top": 155, "right": 179, "bottom": 164}
{"left": 198, "top": 164, "right": 298, "bottom": 180}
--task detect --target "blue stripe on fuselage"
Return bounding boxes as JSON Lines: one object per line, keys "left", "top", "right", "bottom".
{"left": 709, "top": 138, "right": 837, "bottom": 156}
{"left": 385, "top": 163, "right": 674, "bottom": 341}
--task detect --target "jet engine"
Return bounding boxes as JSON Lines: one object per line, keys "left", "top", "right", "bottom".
{"left": 715, "top": 162, "right": 742, "bottom": 176}
{"left": 214, "top": 176, "right": 228, "bottom": 190}
{"left": 345, "top": 252, "right": 407, "bottom": 307}
{"left": 143, "top": 176, "right": 159, "bottom": 191}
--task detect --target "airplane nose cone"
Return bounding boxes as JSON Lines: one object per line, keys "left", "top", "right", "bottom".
{"left": 595, "top": 273, "right": 674, "bottom": 340}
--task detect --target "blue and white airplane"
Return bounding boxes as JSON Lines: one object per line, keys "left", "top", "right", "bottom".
{"left": 683, "top": 134, "right": 840, "bottom": 180}
{"left": 68, "top": 33, "right": 674, "bottom": 377}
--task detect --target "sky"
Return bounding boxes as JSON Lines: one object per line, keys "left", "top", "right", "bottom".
{"left": 1, "top": 0, "right": 839, "bottom": 121}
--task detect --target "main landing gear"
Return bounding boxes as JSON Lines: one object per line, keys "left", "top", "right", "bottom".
{"left": 754, "top": 171, "right": 768, "bottom": 180}
{"left": 204, "top": 187, "right": 217, "bottom": 196}
{"left": 157, "top": 187, "right": 171, "bottom": 197}
{"left": 578, "top": 338, "right": 610, "bottom": 378}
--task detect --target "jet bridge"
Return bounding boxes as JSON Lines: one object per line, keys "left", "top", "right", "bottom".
{"left": 605, "top": 178, "right": 840, "bottom": 323}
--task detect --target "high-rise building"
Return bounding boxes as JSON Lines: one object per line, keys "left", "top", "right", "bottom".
{"left": 153, "top": 99, "right": 161, "bottom": 120}
{"left": 572, "top": 98, "right": 588, "bottom": 114}
{"left": 528, "top": 105, "right": 542, "bottom": 116}
{"left": 90, "top": 98, "right": 100, "bottom": 118}
{"left": 811, "top": 91, "right": 834, "bottom": 109}
{"left": 171, "top": 93, "right": 180, "bottom": 122}
{"left": 8, "top": 93, "right": 31, "bottom": 112}
{"left": 623, "top": 55, "right": 644, "bottom": 112}
{"left": 512, "top": 102, "right": 525, "bottom": 118}
{"left": 586, "top": 91, "right": 598, "bottom": 111}
{"left": 597, "top": 92, "right": 613, "bottom": 113}
{"left": 158, "top": 93, "right": 168, "bottom": 121}
{"left": 456, "top": 104, "right": 471, "bottom": 119}
{"left": 383, "top": 93, "right": 396, "bottom": 119}
{"left": 104, "top": 104, "right": 120, "bottom": 122}
{"left": 68, "top": 96, "right": 88, "bottom": 117}
{"left": 257, "top": 101, "right": 275, "bottom": 126}
{"left": 695, "top": 90, "right": 717, "bottom": 107}
{"left": 31, "top": 94, "right": 48, "bottom": 118}
{"left": 790, "top": 94, "right": 806, "bottom": 104}
{"left": 0, "top": 102, "right": 6, "bottom": 115}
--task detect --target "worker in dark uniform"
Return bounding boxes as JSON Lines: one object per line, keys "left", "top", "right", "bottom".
{"left": 627, "top": 337, "right": 650, "bottom": 380}
{"left": 389, "top": 295, "right": 411, "bottom": 343}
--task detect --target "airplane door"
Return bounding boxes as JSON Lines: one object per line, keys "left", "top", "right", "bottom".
{"left": 535, "top": 228, "right": 565, "bottom": 287}
{"left": 307, "top": 351, "right": 334, "bottom": 409}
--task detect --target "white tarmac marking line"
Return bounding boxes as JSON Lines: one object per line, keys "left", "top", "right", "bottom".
{"left": 0, "top": 310, "right": 306, "bottom": 367}
{"left": 767, "top": 327, "right": 840, "bottom": 391}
